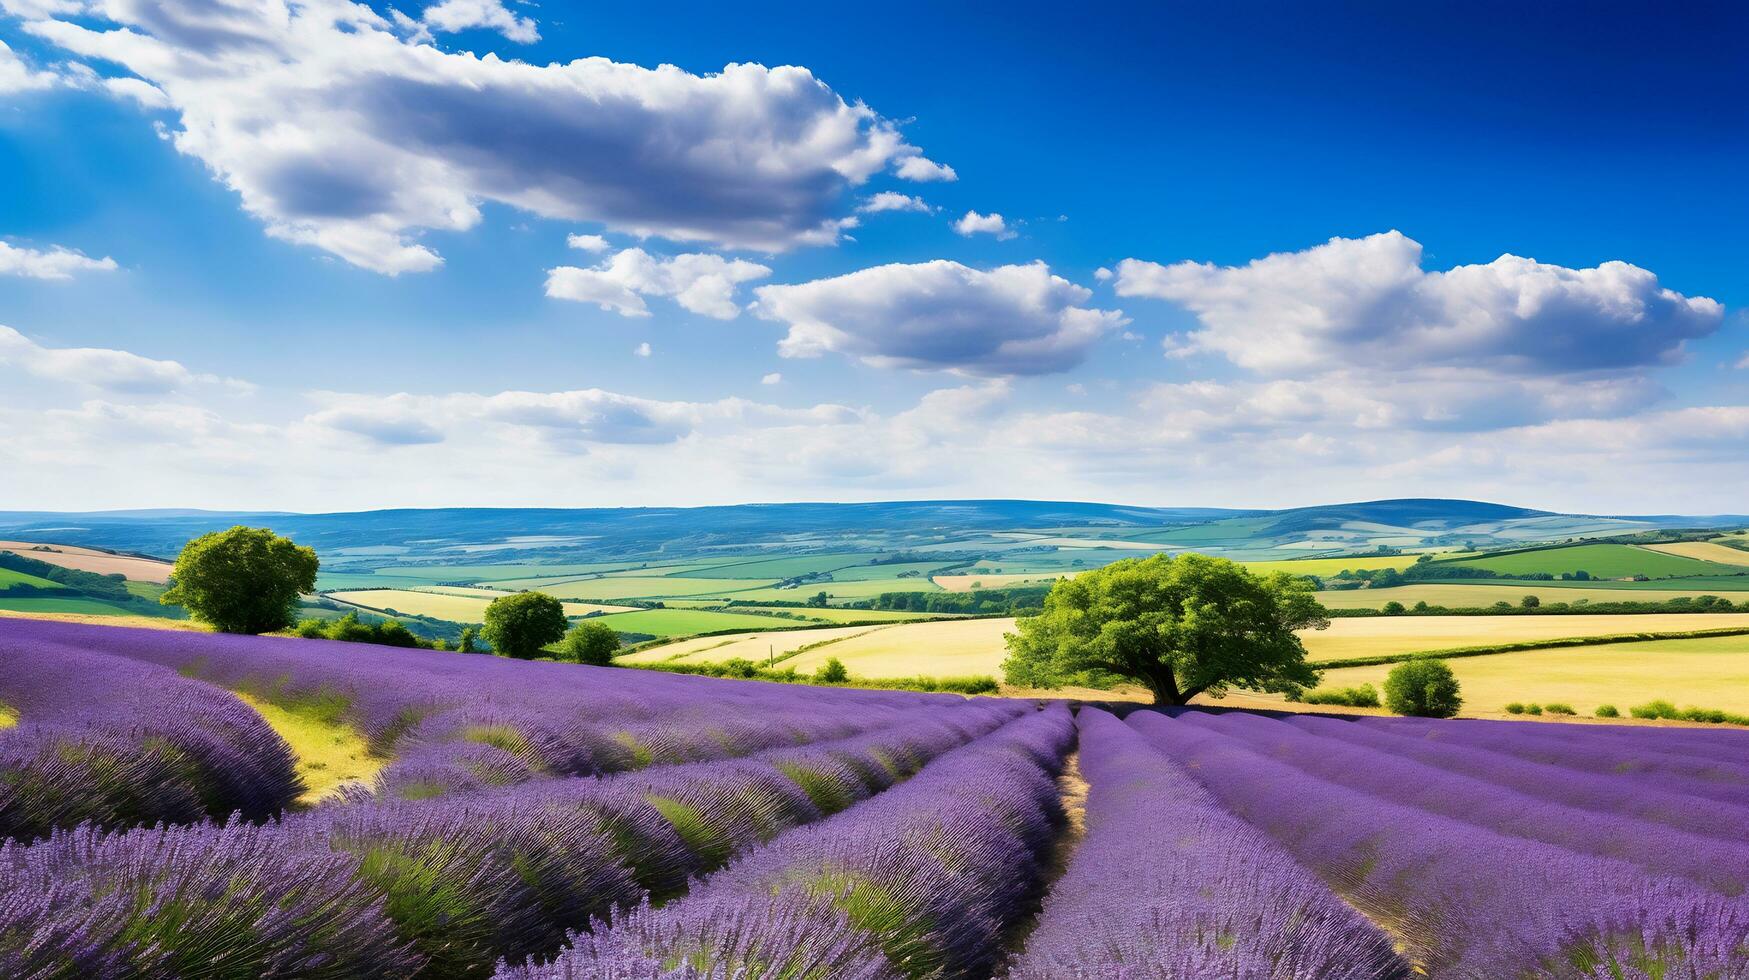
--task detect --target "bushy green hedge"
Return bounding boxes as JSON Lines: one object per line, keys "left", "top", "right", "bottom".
{"left": 1629, "top": 699, "right": 1749, "bottom": 726}
{"left": 1299, "top": 683, "right": 1381, "bottom": 708}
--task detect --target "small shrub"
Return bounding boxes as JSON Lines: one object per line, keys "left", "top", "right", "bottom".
{"left": 1595, "top": 704, "right": 1620, "bottom": 718}
{"left": 1543, "top": 703, "right": 1576, "bottom": 715}
{"left": 1505, "top": 702, "right": 1525, "bottom": 715}
{"left": 1381, "top": 601, "right": 1406, "bottom": 615}
{"left": 1383, "top": 658, "right": 1461, "bottom": 718}
{"left": 1630, "top": 699, "right": 1679, "bottom": 720}
{"left": 1524, "top": 703, "right": 1543, "bottom": 716}
{"left": 816, "top": 657, "right": 850, "bottom": 684}
{"left": 1301, "top": 684, "right": 1381, "bottom": 708}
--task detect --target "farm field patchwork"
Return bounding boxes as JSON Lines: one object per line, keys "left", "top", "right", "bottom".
{"left": 724, "top": 576, "right": 944, "bottom": 603}
{"left": 1644, "top": 541, "right": 1749, "bottom": 567}
{"left": 0, "top": 596, "right": 148, "bottom": 616}
{"left": 326, "top": 588, "right": 634, "bottom": 622}
{"left": 1312, "top": 582, "right": 1749, "bottom": 609}
{"left": 1299, "top": 613, "right": 1749, "bottom": 663}
{"left": 617, "top": 624, "right": 887, "bottom": 665}
{"left": 1315, "top": 633, "right": 1749, "bottom": 717}
{"left": 1439, "top": 542, "right": 1744, "bottom": 579}
{"left": 589, "top": 607, "right": 820, "bottom": 637}
{"left": 0, "top": 541, "right": 173, "bottom": 582}
{"left": 527, "top": 575, "right": 780, "bottom": 600}
{"left": 4, "top": 617, "right": 1749, "bottom": 976}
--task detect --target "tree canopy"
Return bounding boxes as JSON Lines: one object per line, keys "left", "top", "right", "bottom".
{"left": 558, "top": 620, "right": 621, "bottom": 666}
{"left": 482, "top": 591, "right": 568, "bottom": 659}
{"left": 1383, "top": 657, "right": 1462, "bottom": 717}
{"left": 1002, "top": 553, "right": 1328, "bottom": 705}
{"left": 161, "top": 526, "right": 318, "bottom": 634}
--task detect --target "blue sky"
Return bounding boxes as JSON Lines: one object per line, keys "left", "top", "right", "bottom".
{"left": 0, "top": 0, "right": 1744, "bottom": 513}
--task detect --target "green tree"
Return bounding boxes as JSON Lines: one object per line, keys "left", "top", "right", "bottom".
{"left": 161, "top": 526, "right": 318, "bottom": 634}
{"left": 1002, "top": 553, "right": 1327, "bottom": 705}
{"left": 1521, "top": 594, "right": 1541, "bottom": 609}
{"left": 456, "top": 626, "right": 480, "bottom": 654}
{"left": 816, "top": 656, "right": 850, "bottom": 684}
{"left": 558, "top": 620, "right": 621, "bottom": 666}
{"left": 481, "top": 592, "right": 568, "bottom": 659}
{"left": 1382, "top": 600, "right": 1406, "bottom": 615}
{"left": 1383, "top": 657, "right": 1462, "bottom": 717}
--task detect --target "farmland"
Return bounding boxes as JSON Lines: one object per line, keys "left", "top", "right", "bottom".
{"left": 4, "top": 617, "right": 1748, "bottom": 976}
{"left": 1315, "top": 633, "right": 1749, "bottom": 717}
{"left": 326, "top": 588, "right": 636, "bottom": 622}
{"left": 1438, "top": 541, "right": 1746, "bottom": 579}
{"left": 624, "top": 612, "right": 1749, "bottom": 685}
{"left": 1313, "top": 582, "right": 1749, "bottom": 609}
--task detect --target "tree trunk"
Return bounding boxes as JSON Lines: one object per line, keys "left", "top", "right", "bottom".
{"left": 1145, "top": 671, "right": 1187, "bottom": 706}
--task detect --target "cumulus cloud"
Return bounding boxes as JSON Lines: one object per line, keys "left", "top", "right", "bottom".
{"left": 546, "top": 247, "right": 772, "bottom": 319}
{"left": 0, "top": 239, "right": 118, "bottom": 279}
{"left": 415, "top": 0, "right": 539, "bottom": 43}
{"left": 633, "top": 342, "right": 652, "bottom": 357}
{"left": 0, "top": 325, "right": 226, "bottom": 394}
{"left": 566, "top": 233, "right": 612, "bottom": 253}
{"left": 0, "top": 36, "right": 58, "bottom": 92}
{"left": 1115, "top": 231, "right": 1723, "bottom": 376}
{"left": 754, "top": 260, "right": 1126, "bottom": 376}
{"left": 953, "top": 210, "right": 1015, "bottom": 240}
{"left": 761, "top": 372, "right": 782, "bottom": 384}
{"left": 15, "top": 1, "right": 951, "bottom": 272}
{"left": 857, "top": 192, "right": 933, "bottom": 214}
{"left": 894, "top": 156, "right": 957, "bottom": 182}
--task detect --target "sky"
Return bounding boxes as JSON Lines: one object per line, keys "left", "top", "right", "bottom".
{"left": 0, "top": 0, "right": 1745, "bottom": 515}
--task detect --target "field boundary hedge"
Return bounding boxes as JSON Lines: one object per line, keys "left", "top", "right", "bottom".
{"left": 1308, "top": 626, "right": 1749, "bottom": 670}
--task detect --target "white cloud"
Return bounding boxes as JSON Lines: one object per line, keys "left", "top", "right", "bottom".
{"left": 953, "top": 210, "right": 1015, "bottom": 240}
{"left": 16, "top": 2, "right": 950, "bottom": 271}
{"left": 761, "top": 372, "right": 782, "bottom": 385}
{"left": 857, "top": 192, "right": 933, "bottom": 214}
{"left": 417, "top": 0, "right": 539, "bottom": 43}
{"left": 0, "top": 325, "right": 221, "bottom": 394}
{"left": 566, "top": 233, "right": 612, "bottom": 253}
{"left": 754, "top": 260, "right": 1126, "bottom": 376}
{"left": 0, "top": 37, "right": 58, "bottom": 92}
{"left": 546, "top": 247, "right": 772, "bottom": 319}
{"left": 0, "top": 239, "right": 118, "bottom": 280}
{"left": 1115, "top": 231, "right": 1723, "bottom": 376}
{"left": 1093, "top": 266, "right": 1112, "bottom": 282}
{"left": 633, "top": 342, "right": 652, "bottom": 357}
{"left": 894, "top": 155, "right": 957, "bottom": 182}
{"left": 1736, "top": 352, "right": 1749, "bottom": 370}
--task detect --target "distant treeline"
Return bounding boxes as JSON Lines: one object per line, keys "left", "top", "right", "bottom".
{"left": 850, "top": 586, "right": 1053, "bottom": 615}
{"left": 1326, "top": 595, "right": 1746, "bottom": 617}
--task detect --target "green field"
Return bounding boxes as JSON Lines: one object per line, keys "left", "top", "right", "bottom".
{"left": 594, "top": 608, "right": 816, "bottom": 637}
{"left": 0, "top": 597, "right": 142, "bottom": 616}
{"left": 669, "top": 552, "right": 888, "bottom": 579}
{"left": 1315, "top": 634, "right": 1749, "bottom": 718}
{"left": 533, "top": 576, "right": 779, "bottom": 600}
{"left": 1439, "top": 543, "right": 1742, "bottom": 580}
{"left": 729, "top": 606, "right": 944, "bottom": 623}
{"left": 727, "top": 578, "right": 943, "bottom": 603}
{"left": 0, "top": 567, "right": 65, "bottom": 590}
{"left": 327, "top": 589, "right": 634, "bottom": 623}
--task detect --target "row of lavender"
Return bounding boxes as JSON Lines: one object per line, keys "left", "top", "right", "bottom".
{"left": 503, "top": 703, "right": 1075, "bottom": 979}
{"left": 0, "top": 619, "right": 995, "bottom": 839}
{"left": 1022, "top": 704, "right": 1749, "bottom": 977}
{"left": 2, "top": 688, "right": 1032, "bottom": 977}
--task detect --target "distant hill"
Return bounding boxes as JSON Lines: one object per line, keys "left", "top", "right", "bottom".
{"left": 0, "top": 498, "right": 1741, "bottom": 565}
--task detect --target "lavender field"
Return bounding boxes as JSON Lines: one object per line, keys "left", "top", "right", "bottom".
{"left": 2, "top": 618, "right": 1748, "bottom": 978}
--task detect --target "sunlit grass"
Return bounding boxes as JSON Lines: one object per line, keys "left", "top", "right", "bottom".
{"left": 233, "top": 691, "right": 381, "bottom": 804}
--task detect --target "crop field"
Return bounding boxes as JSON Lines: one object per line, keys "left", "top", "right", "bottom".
{"left": 0, "top": 541, "right": 173, "bottom": 582}
{"left": 783, "top": 617, "right": 1017, "bottom": 678}
{"left": 4, "top": 617, "right": 1747, "bottom": 976}
{"left": 726, "top": 577, "right": 946, "bottom": 603}
{"left": 1313, "top": 582, "right": 1749, "bottom": 609}
{"left": 1645, "top": 541, "right": 1749, "bottom": 567}
{"left": 326, "top": 588, "right": 634, "bottom": 622}
{"left": 1299, "top": 613, "right": 1749, "bottom": 663}
{"left": 1316, "top": 633, "right": 1749, "bottom": 717}
{"left": 525, "top": 575, "right": 780, "bottom": 600}
{"left": 617, "top": 624, "right": 888, "bottom": 665}
{"left": 1439, "top": 542, "right": 1744, "bottom": 579}
{"left": 0, "top": 596, "right": 144, "bottom": 616}
{"left": 0, "top": 567, "right": 63, "bottom": 590}
{"left": 588, "top": 607, "right": 816, "bottom": 638}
